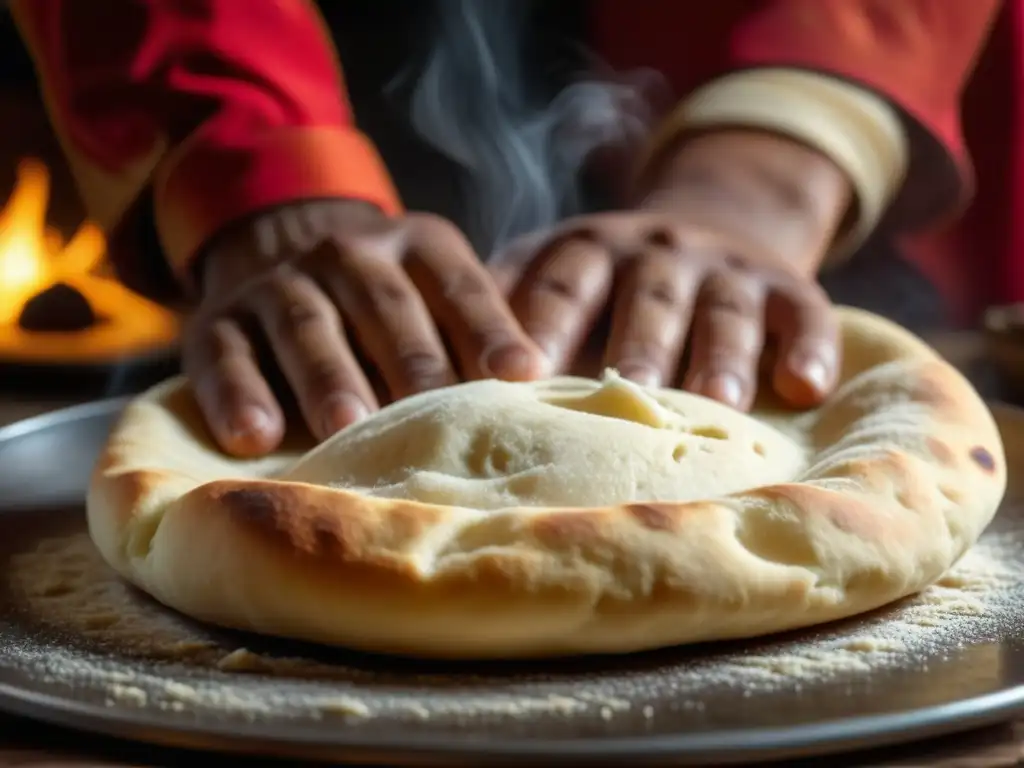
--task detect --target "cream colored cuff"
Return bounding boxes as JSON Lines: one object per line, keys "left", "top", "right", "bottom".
{"left": 639, "top": 69, "right": 908, "bottom": 265}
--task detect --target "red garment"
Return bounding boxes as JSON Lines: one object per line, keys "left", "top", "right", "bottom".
{"left": 9, "top": 0, "right": 1006, "bottom": 318}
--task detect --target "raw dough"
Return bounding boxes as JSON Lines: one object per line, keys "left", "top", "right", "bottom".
{"left": 87, "top": 307, "right": 1007, "bottom": 658}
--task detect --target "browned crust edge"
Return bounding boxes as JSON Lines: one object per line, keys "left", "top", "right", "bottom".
{"left": 85, "top": 308, "right": 1008, "bottom": 658}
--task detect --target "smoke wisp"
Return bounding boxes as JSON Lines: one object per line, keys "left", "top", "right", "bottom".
{"left": 396, "top": 0, "right": 667, "bottom": 257}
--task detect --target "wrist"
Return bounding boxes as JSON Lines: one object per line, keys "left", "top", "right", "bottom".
{"left": 197, "top": 198, "right": 387, "bottom": 297}
{"left": 156, "top": 127, "right": 402, "bottom": 294}
{"left": 637, "top": 129, "right": 854, "bottom": 277}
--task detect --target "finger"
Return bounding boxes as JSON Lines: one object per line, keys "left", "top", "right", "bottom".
{"left": 404, "top": 217, "right": 549, "bottom": 381}
{"left": 765, "top": 281, "right": 840, "bottom": 408}
{"left": 487, "top": 261, "right": 521, "bottom": 298}
{"left": 682, "top": 271, "right": 767, "bottom": 411}
{"left": 251, "top": 272, "right": 379, "bottom": 441}
{"left": 508, "top": 235, "right": 614, "bottom": 374}
{"left": 604, "top": 252, "right": 701, "bottom": 387}
{"left": 318, "top": 244, "right": 458, "bottom": 399}
{"left": 182, "top": 314, "right": 285, "bottom": 457}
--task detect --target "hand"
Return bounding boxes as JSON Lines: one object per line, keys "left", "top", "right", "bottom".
{"left": 490, "top": 130, "right": 853, "bottom": 411}
{"left": 184, "top": 200, "right": 548, "bottom": 457}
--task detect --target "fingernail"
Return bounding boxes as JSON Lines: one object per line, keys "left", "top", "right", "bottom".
{"left": 481, "top": 343, "right": 547, "bottom": 380}
{"left": 320, "top": 393, "right": 369, "bottom": 436}
{"left": 704, "top": 373, "right": 744, "bottom": 408}
{"left": 229, "top": 405, "right": 273, "bottom": 441}
{"left": 532, "top": 336, "right": 559, "bottom": 376}
{"left": 800, "top": 359, "right": 830, "bottom": 394}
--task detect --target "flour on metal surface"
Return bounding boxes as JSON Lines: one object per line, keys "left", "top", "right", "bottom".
{"left": 2, "top": 526, "right": 1022, "bottom": 726}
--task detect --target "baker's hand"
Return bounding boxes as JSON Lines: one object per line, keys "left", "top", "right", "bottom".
{"left": 491, "top": 130, "right": 853, "bottom": 411}
{"left": 184, "top": 200, "right": 548, "bottom": 457}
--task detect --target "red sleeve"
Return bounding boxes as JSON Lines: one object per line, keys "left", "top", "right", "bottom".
{"left": 728, "top": 0, "right": 1001, "bottom": 226}
{"left": 10, "top": 0, "right": 402, "bottom": 291}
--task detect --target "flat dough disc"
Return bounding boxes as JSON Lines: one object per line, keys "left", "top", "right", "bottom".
{"left": 87, "top": 307, "right": 1007, "bottom": 659}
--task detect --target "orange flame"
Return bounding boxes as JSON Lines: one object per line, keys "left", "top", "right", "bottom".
{"left": 0, "top": 158, "right": 179, "bottom": 363}
{"left": 0, "top": 159, "right": 106, "bottom": 325}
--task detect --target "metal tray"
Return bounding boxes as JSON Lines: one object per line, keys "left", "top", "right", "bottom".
{"left": 1, "top": 399, "right": 1024, "bottom": 766}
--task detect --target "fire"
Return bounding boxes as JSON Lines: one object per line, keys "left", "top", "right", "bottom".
{"left": 0, "top": 158, "right": 179, "bottom": 363}
{"left": 0, "top": 160, "right": 107, "bottom": 326}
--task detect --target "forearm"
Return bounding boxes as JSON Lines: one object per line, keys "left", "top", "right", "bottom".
{"left": 11, "top": 0, "right": 400, "bottom": 293}
{"left": 641, "top": 130, "right": 852, "bottom": 277}
{"left": 637, "top": 0, "right": 999, "bottom": 261}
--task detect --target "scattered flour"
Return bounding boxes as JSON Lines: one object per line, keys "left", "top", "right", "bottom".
{"left": 1, "top": 525, "right": 1023, "bottom": 733}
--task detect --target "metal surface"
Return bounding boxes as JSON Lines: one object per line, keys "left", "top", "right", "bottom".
{"left": 0, "top": 401, "right": 1023, "bottom": 765}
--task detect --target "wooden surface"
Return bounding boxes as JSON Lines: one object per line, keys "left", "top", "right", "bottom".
{"left": 0, "top": 336, "right": 1023, "bottom": 767}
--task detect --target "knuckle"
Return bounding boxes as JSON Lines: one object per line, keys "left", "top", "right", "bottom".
{"left": 467, "top": 315, "right": 522, "bottom": 347}
{"left": 366, "top": 272, "right": 413, "bottom": 307}
{"left": 558, "top": 224, "right": 602, "bottom": 245}
{"left": 299, "top": 358, "right": 354, "bottom": 400}
{"left": 534, "top": 275, "right": 577, "bottom": 300}
{"left": 279, "top": 207, "right": 318, "bottom": 252}
{"left": 644, "top": 226, "right": 677, "bottom": 249}
{"left": 271, "top": 295, "right": 327, "bottom": 340}
{"left": 395, "top": 346, "right": 448, "bottom": 382}
{"left": 545, "top": 231, "right": 604, "bottom": 266}
{"left": 699, "top": 275, "right": 761, "bottom": 318}
{"left": 761, "top": 262, "right": 805, "bottom": 292}
{"left": 668, "top": 227, "right": 708, "bottom": 254}
{"left": 438, "top": 266, "right": 493, "bottom": 301}
{"left": 722, "top": 253, "right": 751, "bottom": 273}
{"left": 699, "top": 292, "right": 755, "bottom": 319}
{"left": 201, "top": 318, "right": 248, "bottom": 360}
{"left": 308, "top": 236, "right": 348, "bottom": 265}
{"left": 707, "top": 323, "right": 763, "bottom": 358}
{"left": 634, "top": 278, "right": 681, "bottom": 308}
{"left": 613, "top": 339, "right": 671, "bottom": 366}
{"left": 530, "top": 259, "right": 583, "bottom": 301}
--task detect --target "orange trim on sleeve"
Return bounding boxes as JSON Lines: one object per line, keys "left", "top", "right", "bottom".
{"left": 154, "top": 127, "right": 402, "bottom": 283}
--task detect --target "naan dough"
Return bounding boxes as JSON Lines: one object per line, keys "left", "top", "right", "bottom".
{"left": 88, "top": 307, "right": 1006, "bottom": 658}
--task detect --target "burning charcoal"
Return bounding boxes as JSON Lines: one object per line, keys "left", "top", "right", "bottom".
{"left": 17, "top": 282, "right": 99, "bottom": 332}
